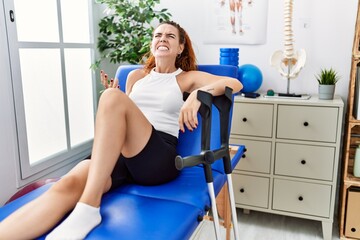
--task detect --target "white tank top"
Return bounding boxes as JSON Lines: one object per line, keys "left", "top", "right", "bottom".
{"left": 129, "top": 68, "right": 184, "bottom": 138}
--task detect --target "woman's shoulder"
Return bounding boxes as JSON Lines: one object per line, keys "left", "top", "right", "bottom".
{"left": 128, "top": 68, "right": 147, "bottom": 80}
{"left": 178, "top": 69, "right": 198, "bottom": 77}
{"left": 177, "top": 70, "right": 201, "bottom": 92}
{"left": 127, "top": 68, "right": 148, "bottom": 84}
{"left": 179, "top": 69, "right": 208, "bottom": 80}
{"left": 126, "top": 68, "right": 148, "bottom": 93}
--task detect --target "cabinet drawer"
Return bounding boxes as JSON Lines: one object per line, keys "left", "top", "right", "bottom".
{"left": 272, "top": 179, "right": 331, "bottom": 217}
{"left": 231, "top": 138, "right": 271, "bottom": 173}
{"left": 275, "top": 143, "right": 335, "bottom": 181}
{"left": 231, "top": 103, "right": 273, "bottom": 138}
{"left": 277, "top": 105, "right": 339, "bottom": 142}
{"left": 232, "top": 174, "right": 269, "bottom": 208}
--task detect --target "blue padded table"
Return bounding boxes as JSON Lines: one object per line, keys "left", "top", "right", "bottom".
{"left": 0, "top": 65, "right": 245, "bottom": 240}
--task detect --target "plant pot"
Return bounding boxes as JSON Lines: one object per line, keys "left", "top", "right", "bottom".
{"left": 318, "top": 84, "right": 335, "bottom": 100}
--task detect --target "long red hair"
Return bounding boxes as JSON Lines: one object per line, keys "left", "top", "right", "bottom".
{"left": 143, "top": 21, "right": 198, "bottom": 73}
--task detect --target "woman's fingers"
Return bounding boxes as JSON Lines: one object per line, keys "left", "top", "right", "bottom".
{"left": 192, "top": 110, "right": 198, "bottom": 128}
{"left": 179, "top": 110, "right": 187, "bottom": 133}
{"left": 179, "top": 92, "right": 201, "bottom": 132}
{"left": 109, "top": 78, "right": 120, "bottom": 88}
{"left": 100, "top": 70, "right": 115, "bottom": 89}
{"left": 100, "top": 70, "right": 105, "bottom": 87}
{"left": 100, "top": 69, "right": 119, "bottom": 89}
{"left": 104, "top": 74, "right": 109, "bottom": 88}
{"left": 184, "top": 111, "right": 193, "bottom": 131}
{"left": 179, "top": 108, "right": 198, "bottom": 132}
{"left": 114, "top": 78, "right": 119, "bottom": 88}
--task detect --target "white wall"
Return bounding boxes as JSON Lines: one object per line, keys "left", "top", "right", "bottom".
{"left": 158, "top": 0, "right": 358, "bottom": 102}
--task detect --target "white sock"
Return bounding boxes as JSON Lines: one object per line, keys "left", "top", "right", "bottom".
{"left": 46, "top": 202, "right": 101, "bottom": 240}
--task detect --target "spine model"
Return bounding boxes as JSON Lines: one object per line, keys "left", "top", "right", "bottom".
{"left": 270, "top": 0, "right": 306, "bottom": 84}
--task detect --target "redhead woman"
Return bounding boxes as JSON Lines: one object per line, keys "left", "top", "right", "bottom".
{"left": 0, "top": 21, "right": 242, "bottom": 240}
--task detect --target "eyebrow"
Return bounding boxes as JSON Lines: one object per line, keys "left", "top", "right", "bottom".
{"left": 154, "top": 32, "right": 177, "bottom": 38}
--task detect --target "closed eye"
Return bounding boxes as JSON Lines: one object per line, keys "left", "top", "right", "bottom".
{"left": 153, "top": 33, "right": 177, "bottom": 39}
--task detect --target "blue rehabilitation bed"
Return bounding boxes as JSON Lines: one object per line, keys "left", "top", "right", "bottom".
{"left": 0, "top": 64, "right": 245, "bottom": 240}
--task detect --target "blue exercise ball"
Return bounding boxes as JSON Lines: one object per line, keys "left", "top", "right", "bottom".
{"left": 238, "top": 64, "right": 263, "bottom": 93}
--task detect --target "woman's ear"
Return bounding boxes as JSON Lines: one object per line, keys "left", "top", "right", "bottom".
{"left": 178, "top": 44, "right": 184, "bottom": 55}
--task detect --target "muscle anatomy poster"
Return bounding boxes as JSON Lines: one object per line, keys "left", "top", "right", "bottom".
{"left": 204, "top": 0, "right": 269, "bottom": 44}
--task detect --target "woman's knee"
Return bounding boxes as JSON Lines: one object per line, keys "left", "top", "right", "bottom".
{"left": 101, "top": 88, "right": 126, "bottom": 103}
{"left": 51, "top": 161, "right": 89, "bottom": 194}
{"left": 99, "top": 88, "right": 129, "bottom": 112}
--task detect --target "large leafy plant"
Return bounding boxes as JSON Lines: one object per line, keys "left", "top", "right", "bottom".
{"left": 93, "top": 0, "right": 171, "bottom": 68}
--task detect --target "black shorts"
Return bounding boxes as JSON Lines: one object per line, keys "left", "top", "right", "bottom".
{"left": 110, "top": 127, "right": 180, "bottom": 190}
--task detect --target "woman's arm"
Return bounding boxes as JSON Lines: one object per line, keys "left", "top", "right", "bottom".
{"left": 178, "top": 71, "right": 243, "bottom": 133}
{"left": 186, "top": 70, "right": 243, "bottom": 96}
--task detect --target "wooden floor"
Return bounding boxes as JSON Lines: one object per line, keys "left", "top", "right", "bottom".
{"left": 191, "top": 209, "right": 340, "bottom": 240}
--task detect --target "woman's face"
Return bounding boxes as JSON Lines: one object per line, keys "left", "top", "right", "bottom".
{"left": 150, "top": 24, "right": 184, "bottom": 60}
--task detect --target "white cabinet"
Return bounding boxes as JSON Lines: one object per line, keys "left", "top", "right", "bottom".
{"left": 230, "top": 95, "right": 343, "bottom": 240}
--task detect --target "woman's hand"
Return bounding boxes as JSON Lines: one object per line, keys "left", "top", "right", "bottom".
{"left": 100, "top": 70, "right": 119, "bottom": 89}
{"left": 179, "top": 90, "right": 201, "bottom": 133}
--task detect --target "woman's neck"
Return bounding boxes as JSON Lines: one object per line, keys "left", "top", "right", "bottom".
{"left": 154, "top": 59, "right": 177, "bottom": 73}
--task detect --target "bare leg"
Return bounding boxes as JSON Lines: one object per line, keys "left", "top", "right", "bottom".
{"left": 80, "top": 88, "right": 152, "bottom": 206}
{"left": 0, "top": 160, "right": 93, "bottom": 239}
{"left": 46, "top": 88, "right": 152, "bottom": 239}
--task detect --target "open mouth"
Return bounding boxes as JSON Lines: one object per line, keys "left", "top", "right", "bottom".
{"left": 157, "top": 46, "right": 169, "bottom": 50}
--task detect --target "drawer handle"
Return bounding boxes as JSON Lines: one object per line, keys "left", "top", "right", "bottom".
{"left": 240, "top": 188, "right": 245, "bottom": 193}
{"left": 298, "top": 196, "right": 304, "bottom": 201}
{"left": 242, "top": 117, "right": 247, "bottom": 122}
{"left": 303, "top": 121, "right": 309, "bottom": 127}
{"left": 301, "top": 159, "right": 306, "bottom": 165}
{"left": 242, "top": 154, "right": 246, "bottom": 158}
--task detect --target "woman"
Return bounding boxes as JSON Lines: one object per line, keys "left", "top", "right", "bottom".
{"left": 0, "top": 21, "right": 242, "bottom": 240}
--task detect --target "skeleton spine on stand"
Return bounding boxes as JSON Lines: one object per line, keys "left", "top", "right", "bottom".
{"left": 270, "top": 0, "right": 306, "bottom": 94}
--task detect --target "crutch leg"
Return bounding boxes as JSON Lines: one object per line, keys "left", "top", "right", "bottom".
{"left": 208, "top": 181, "right": 222, "bottom": 239}
{"left": 212, "top": 87, "right": 241, "bottom": 239}
{"left": 197, "top": 91, "right": 222, "bottom": 239}
{"left": 226, "top": 174, "right": 240, "bottom": 240}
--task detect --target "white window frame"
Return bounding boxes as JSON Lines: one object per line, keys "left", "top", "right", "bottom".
{"left": 3, "top": 0, "right": 98, "bottom": 181}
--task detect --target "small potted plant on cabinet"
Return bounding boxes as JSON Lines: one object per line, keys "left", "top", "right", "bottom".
{"left": 316, "top": 68, "right": 340, "bottom": 100}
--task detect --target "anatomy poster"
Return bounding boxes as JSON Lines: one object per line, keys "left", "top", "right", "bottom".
{"left": 204, "top": 0, "right": 269, "bottom": 44}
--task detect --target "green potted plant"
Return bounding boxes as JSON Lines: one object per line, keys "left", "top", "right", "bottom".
{"left": 316, "top": 68, "right": 340, "bottom": 100}
{"left": 92, "top": 0, "right": 172, "bottom": 69}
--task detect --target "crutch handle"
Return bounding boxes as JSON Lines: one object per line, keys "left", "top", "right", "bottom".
{"left": 175, "top": 150, "right": 215, "bottom": 170}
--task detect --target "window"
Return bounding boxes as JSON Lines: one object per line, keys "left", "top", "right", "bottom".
{"left": 4, "top": 0, "right": 97, "bottom": 179}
